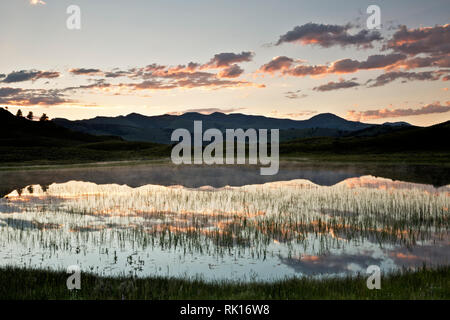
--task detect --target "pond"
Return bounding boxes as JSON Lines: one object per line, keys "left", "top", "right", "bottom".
{"left": 0, "top": 162, "right": 448, "bottom": 281}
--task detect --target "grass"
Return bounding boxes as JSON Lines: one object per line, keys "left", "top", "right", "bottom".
{"left": 281, "top": 152, "right": 450, "bottom": 165}
{"left": 0, "top": 158, "right": 171, "bottom": 171}
{"left": 4, "top": 179, "right": 447, "bottom": 259}
{"left": 0, "top": 143, "right": 171, "bottom": 167}
{"left": 0, "top": 266, "right": 448, "bottom": 299}
{"left": 0, "top": 152, "right": 449, "bottom": 172}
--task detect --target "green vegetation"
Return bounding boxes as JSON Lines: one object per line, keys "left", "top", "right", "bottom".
{"left": 0, "top": 142, "right": 171, "bottom": 165}
{"left": 280, "top": 120, "right": 450, "bottom": 164}
{"left": 282, "top": 153, "right": 450, "bottom": 165}
{"left": 0, "top": 107, "right": 171, "bottom": 165}
{"left": 0, "top": 266, "right": 448, "bottom": 300}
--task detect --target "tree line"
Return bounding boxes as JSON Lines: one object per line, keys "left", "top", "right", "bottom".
{"left": 15, "top": 109, "right": 49, "bottom": 122}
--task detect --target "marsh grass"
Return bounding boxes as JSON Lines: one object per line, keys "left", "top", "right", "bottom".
{"left": 2, "top": 178, "right": 448, "bottom": 251}
{"left": 0, "top": 177, "right": 448, "bottom": 280}
{"left": 0, "top": 266, "right": 448, "bottom": 300}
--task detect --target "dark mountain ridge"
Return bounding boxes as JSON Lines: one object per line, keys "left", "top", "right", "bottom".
{"left": 0, "top": 108, "right": 170, "bottom": 163}
{"left": 53, "top": 111, "right": 408, "bottom": 144}
{"left": 0, "top": 107, "right": 448, "bottom": 166}
{"left": 0, "top": 108, "right": 121, "bottom": 147}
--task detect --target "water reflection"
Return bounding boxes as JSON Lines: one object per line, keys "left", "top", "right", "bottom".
{"left": 1, "top": 162, "right": 449, "bottom": 198}
{"left": 0, "top": 171, "right": 448, "bottom": 281}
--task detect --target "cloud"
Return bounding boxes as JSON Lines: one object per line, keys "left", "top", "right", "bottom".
{"left": 0, "top": 52, "right": 260, "bottom": 105}
{"left": 140, "top": 63, "right": 201, "bottom": 77}
{"left": 120, "top": 71, "right": 263, "bottom": 91}
{"left": 0, "top": 87, "right": 23, "bottom": 97}
{"left": 63, "top": 59, "right": 263, "bottom": 93}
{"left": 276, "top": 22, "right": 382, "bottom": 48}
{"left": 313, "top": 79, "right": 360, "bottom": 91}
{"left": 12, "top": 52, "right": 257, "bottom": 95}
{"left": 389, "top": 55, "right": 450, "bottom": 70}
{"left": 329, "top": 54, "right": 407, "bottom": 73}
{"left": 284, "top": 89, "right": 307, "bottom": 99}
{"left": 379, "top": 24, "right": 450, "bottom": 73}
{"left": 0, "top": 87, "right": 74, "bottom": 106}
{"left": 104, "top": 70, "right": 134, "bottom": 78}
{"left": 258, "top": 54, "right": 407, "bottom": 77}
{"left": 202, "top": 51, "right": 254, "bottom": 68}
{"left": 385, "top": 24, "right": 450, "bottom": 56}
{"left": 62, "top": 80, "right": 113, "bottom": 92}
{"left": 347, "top": 101, "right": 450, "bottom": 121}
{"left": 279, "top": 253, "right": 382, "bottom": 275}
{"left": 270, "top": 110, "right": 316, "bottom": 118}
{"left": 69, "top": 68, "right": 104, "bottom": 76}
{"left": 68, "top": 67, "right": 142, "bottom": 79}
{"left": 366, "top": 70, "right": 447, "bottom": 87}
{"left": 260, "top": 23, "right": 449, "bottom": 81}
{"left": 284, "top": 110, "right": 317, "bottom": 118}
{"left": 77, "top": 54, "right": 258, "bottom": 90}
{"left": 285, "top": 64, "right": 328, "bottom": 77}
{"left": 59, "top": 71, "right": 263, "bottom": 96}
{"left": 2, "top": 70, "right": 60, "bottom": 83}
{"left": 166, "top": 107, "right": 245, "bottom": 115}
{"left": 130, "top": 63, "right": 262, "bottom": 89}
{"left": 126, "top": 80, "right": 178, "bottom": 90}
{"left": 172, "top": 77, "right": 263, "bottom": 89}
{"left": 217, "top": 64, "right": 244, "bottom": 78}
{"left": 257, "top": 56, "right": 294, "bottom": 74}
{"left": 30, "top": 0, "right": 46, "bottom": 5}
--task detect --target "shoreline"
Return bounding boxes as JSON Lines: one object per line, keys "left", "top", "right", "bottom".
{"left": 0, "top": 153, "right": 449, "bottom": 172}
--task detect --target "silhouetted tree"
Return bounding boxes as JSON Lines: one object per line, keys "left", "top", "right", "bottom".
{"left": 26, "top": 111, "right": 33, "bottom": 120}
{"left": 39, "top": 113, "right": 49, "bottom": 121}
{"left": 16, "top": 109, "right": 23, "bottom": 117}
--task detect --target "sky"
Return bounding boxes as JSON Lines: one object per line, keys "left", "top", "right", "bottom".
{"left": 0, "top": 0, "right": 449, "bottom": 126}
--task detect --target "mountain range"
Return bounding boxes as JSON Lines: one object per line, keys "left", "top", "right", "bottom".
{"left": 1, "top": 107, "right": 449, "bottom": 166}
{"left": 53, "top": 112, "right": 411, "bottom": 144}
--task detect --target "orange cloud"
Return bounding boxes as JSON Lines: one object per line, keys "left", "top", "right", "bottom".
{"left": 30, "top": 0, "right": 46, "bottom": 5}
{"left": 0, "top": 87, "right": 74, "bottom": 106}
{"left": 201, "top": 51, "right": 254, "bottom": 69}
{"left": 384, "top": 24, "right": 450, "bottom": 56}
{"left": 217, "top": 64, "right": 244, "bottom": 78}
{"left": 257, "top": 56, "right": 294, "bottom": 75}
{"left": 346, "top": 101, "right": 450, "bottom": 121}
{"left": 257, "top": 54, "right": 408, "bottom": 78}
{"left": 275, "top": 23, "right": 382, "bottom": 48}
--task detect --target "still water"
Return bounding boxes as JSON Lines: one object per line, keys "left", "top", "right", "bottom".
{"left": 0, "top": 163, "right": 448, "bottom": 281}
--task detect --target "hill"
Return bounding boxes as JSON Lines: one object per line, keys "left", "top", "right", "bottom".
{"left": 0, "top": 108, "right": 170, "bottom": 164}
{"left": 280, "top": 120, "right": 450, "bottom": 155}
{"left": 1, "top": 108, "right": 447, "bottom": 166}
{"left": 0, "top": 108, "right": 121, "bottom": 147}
{"left": 53, "top": 112, "right": 387, "bottom": 144}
